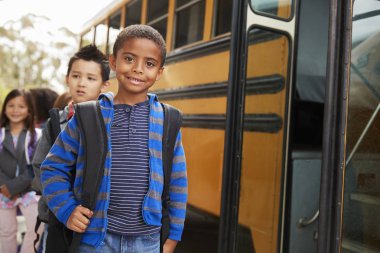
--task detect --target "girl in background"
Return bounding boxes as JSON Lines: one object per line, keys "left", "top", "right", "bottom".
{"left": 0, "top": 89, "right": 43, "bottom": 253}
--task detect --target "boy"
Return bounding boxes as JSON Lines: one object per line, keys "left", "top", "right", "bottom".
{"left": 32, "top": 44, "right": 110, "bottom": 251}
{"left": 41, "top": 25, "right": 187, "bottom": 253}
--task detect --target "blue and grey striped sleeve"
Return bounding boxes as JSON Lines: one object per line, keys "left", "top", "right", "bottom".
{"left": 41, "top": 115, "right": 81, "bottom": 225}
{"left": 168, "top": 130, "right": 188, "bottom": 241}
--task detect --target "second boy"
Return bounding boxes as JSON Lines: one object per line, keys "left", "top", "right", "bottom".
{"left": 32, "top": 44, "right": 110, "bottom": 252}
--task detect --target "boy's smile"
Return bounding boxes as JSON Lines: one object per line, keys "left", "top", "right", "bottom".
{"left": 110, "top": 37, "right": 164, "bottom": 105}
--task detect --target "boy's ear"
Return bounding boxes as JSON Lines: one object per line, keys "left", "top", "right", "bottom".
{"left": 155, "top": 67, "right": 164, "bottom": 81}
{"left": 109, "top": 54, "right": 116, "bottom": 71}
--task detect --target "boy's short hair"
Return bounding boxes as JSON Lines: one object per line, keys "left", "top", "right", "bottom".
{"left": 67, "top": 44, "right": 110, "bottom": 82}
{"left": 113, "top": 24, "right": 166, "bottom": 67}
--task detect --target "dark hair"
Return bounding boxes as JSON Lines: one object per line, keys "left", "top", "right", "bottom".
{"left": 30, "top": 88, "right": 58, "bottom": 125}
{"left": 0, "top": 89, "right": 36, "bottom": 144}
{"left": 67, "top": 44, "right": 110, "bottom": 82}
{"left": 113, "top": 24, "right": 166, "bottom": 67}
{"left": 53, "top": 92, "right": 72, "bottom": 110}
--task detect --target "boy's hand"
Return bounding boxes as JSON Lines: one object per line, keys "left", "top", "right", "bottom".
{"left": 163, "top": 238, "right": 177, "bottom": 253}
{"left": 66, "top": 205, "right": 93, "bottom": 233}
{"left": 0, "top": 185, "right": 11, "bottom": 199}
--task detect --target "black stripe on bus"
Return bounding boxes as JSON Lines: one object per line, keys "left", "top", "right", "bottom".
{"left": 166, "top": 30, "right": 281, "bottom": 64}
{"left": 182, "top": 113, "right": 282, "bottom": 133}
{"left": 155, "top": 75, "right": 284, "bottom": 100}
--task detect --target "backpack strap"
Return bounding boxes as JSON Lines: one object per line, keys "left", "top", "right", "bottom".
{"left": 69, "top": 100, "right": 107, "bottom": 253}
{"left": 160, "top": 103, "right": 182, "bottom": 250}
{"left": 34, "top": 109, "right": 61, "bottom": 253}
{"left": 0, "top": 128, "right": 4, "bottom": 154}
{"left": 48, "top": 108, "right": 61, "bottom": 145}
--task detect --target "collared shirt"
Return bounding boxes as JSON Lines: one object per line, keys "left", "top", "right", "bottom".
{"left": 67, "top": 102, "right": 75, "bottom": 120}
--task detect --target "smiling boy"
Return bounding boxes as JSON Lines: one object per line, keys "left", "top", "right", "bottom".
{"left": 41, "top": 25, "right": 187, "bottom": 253}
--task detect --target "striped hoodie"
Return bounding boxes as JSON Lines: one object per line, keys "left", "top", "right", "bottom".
{"left": 41, "top": 92, "right": 187, "bottom": 247}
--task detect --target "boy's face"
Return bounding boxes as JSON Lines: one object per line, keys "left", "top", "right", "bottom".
{"left": 66, "top": 59, "right": 107, "bottom": 104}
{"left": 109, "top": 38, "right": 163, "bottom": 102}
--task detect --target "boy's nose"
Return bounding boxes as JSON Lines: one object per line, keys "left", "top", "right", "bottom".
{"left": 132, "top": 62, "right": 143, "bottom": 74}
{"left": 78, "top": 78, "right": 87, "bottom": 87}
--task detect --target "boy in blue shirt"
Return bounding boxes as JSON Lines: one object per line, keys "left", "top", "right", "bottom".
{"left": 41, "top": 25, "right": 187, "bottom": 253}
{"left": 33, "top": 44, "right": 110, "bottom": 252}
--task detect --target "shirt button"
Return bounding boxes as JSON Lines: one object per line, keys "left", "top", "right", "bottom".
{"left": 125, "top": 108, "right": 130, "bottom": 112}
{"left": 132, "top": 129, "right": 136, "bottom": 134}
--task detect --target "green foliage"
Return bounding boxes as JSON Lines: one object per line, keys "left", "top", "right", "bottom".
{"left": 0, "top": 82, "right": 10, "bottom": 110}
{"left": 0, "top": 14, "right": 78, "bottom": 91}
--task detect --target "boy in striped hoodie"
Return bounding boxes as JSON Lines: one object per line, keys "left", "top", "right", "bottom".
{"left": 41, "top": 25, "right": 187, "bottom": 253}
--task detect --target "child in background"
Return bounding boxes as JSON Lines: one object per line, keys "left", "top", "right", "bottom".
{"left": 32, "top": 44, "right": 110, "bottom": 253}
{"left": 52, "top": 92, "right": 72, "bottom": 110}
{"left": 0, "top": 88, "right": 42, "bottom": 253}
{"left": 41, "top": 25, "right": 187, "bottom": 253}
{"left": 30, "top": 88, "right": 58, "bottom": 129}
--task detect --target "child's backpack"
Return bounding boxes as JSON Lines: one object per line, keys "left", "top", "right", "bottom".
{"left": 44, "top": 100, "right": 182, "bottom": 253}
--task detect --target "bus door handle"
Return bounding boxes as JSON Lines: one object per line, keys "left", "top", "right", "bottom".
{"left": 297, "top": 210, "right": 319, "bottom": 228}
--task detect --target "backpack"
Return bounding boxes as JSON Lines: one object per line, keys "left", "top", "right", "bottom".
{"left": 42, "top": 100, "right": 182, "bottom": 253}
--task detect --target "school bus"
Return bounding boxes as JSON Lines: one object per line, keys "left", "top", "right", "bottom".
{"left": 79, "top": 0, "right": 380, "bottom": 252}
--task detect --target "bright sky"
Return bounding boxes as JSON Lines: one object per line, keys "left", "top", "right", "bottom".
{"left": 0, "top": 0, "right": 114, "bottom": 33}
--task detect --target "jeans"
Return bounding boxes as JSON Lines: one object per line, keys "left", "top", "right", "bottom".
{"left": 78, "top": 231, "right": 160, "bottom": 253}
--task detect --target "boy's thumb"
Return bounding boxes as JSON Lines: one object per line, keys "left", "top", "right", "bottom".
{"left": 78, "top": 205, "right": 93, "bottom": 217}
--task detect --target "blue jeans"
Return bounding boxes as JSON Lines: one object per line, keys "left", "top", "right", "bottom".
{"left": 78, "top": 232, "right": 160, "bottom": 253}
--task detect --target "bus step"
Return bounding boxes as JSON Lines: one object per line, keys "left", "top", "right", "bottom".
{"left": 342, "top": 239, "right": 380, "bottom": 253}
{"left": 350, "top": 193, "right": 380, "bottom": 206}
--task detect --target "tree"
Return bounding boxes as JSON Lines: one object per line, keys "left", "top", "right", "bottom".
{"left": 0, "top": 14, "right": 78, "bottom": 102}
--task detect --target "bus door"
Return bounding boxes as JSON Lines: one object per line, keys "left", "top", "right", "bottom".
{"left": 219, "top": 0, "right": 297, "bottom": 252}
{"left": 221, "top": 0, "right": 380, "bottom": 252}
{"left": 341, "top": 1, "right": 380, "bottom": 252}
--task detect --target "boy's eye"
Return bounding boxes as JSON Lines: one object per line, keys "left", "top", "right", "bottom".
{"left": 72, "top": 74, "right": 80, "bottom": 78}
{"left": 125, "top": 56, "right": 134, "bottom": 62}
{"left": 146, "top": 61, "right": 156, "bottom": 67}
{"left": 88, "top": 77, "right": 96, "bottom": 81}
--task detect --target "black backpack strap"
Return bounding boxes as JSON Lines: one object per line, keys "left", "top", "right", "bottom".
{"left": 34, "top": 108, "right": 61, "bottom": 253}
{"left": 33, "top": 217, "right": 42, "bottom": 253}
{"left": 69, "top": 101, "right": 107, "bottom": 253}
{"left": 160, "top": 103, "right": 182, "bottom": 251}
{"left": 48, "top": 108, "right": 61, "bottom": 145}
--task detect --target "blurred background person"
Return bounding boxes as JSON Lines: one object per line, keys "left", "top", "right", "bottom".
{"left": 0, "top": 89, "right": 43, "bottom": 253}
{"left": 52, "top": 92, "right": 72, "bottom": 110}
{"left": 30, "top": 88, "right": 58, "bottom": 129}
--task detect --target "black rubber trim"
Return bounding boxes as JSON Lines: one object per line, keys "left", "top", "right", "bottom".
{"left": 155, "top": 75, "right": 284, "bottom": 100}
{"left": 182, "top": 113, "right": 282, "bottom": 133}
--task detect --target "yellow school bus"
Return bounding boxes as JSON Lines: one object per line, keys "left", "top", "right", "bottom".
{"left": 79, "top": 0, "right": 380, "bottom": 252}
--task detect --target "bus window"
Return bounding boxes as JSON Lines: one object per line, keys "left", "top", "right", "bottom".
{"left": 214, "top": 0, "right": 233, "bottom": 36}
{"left": 95, "top": 20, "right": 108, "bottom": 53}
{"left": 174, "top": 0, "right": 206, "bottom": 48}
{"left": 238, "top": 28, "right": 290, "bottom": 253}
{"left": 250, "top": 0, "right": 293, "bottom": 19}
{"left": 125, "top": 0, "right": 142, "bottom": 27}
{"left": 108, "top": 10, "right": 121, "bottom": 55}
{"left": 81, "top": 28, "right": 94, "bottom": 47}
{"left": 342, "top": 0, "right": 380, "bottom": 252}
{"left": 146, "top": 0, "right": 169, "bottom": 39}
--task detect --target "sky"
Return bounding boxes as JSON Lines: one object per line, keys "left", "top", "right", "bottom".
{"left": 0, "top": 0, "right": 114, "bottom": 34}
